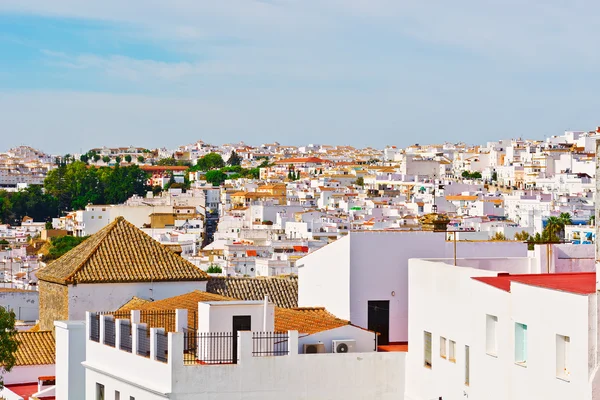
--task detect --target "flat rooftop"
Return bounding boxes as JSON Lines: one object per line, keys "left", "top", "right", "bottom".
{"left": 473, "top": 272, "right": 595, "bottom": 295}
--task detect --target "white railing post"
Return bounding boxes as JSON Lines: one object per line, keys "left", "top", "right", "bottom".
{"left": 150, "top": 327, "right": 158, "bottom": 361}
{"left": 132, "top": 323, "right": 139, "bottom": 356}
{"left": 115, "top": 319, "right": 123, "bottom": 349}
{"left": 237, "top": 331, "right": 254, "bottom": 364}
{"left": 169, "top": 332, "right": 184, "bottom": 368}
{"left": 288, "top": 330, "right": 299, "bottom": 356}
{"left": 131, "top": 310, "right": 141, "bottom": 324}
{"left": 175, "top": 309, "right": 188, "bottom": 333}
{"left": 99, "top": 315, "right": 107, "bottom": 345}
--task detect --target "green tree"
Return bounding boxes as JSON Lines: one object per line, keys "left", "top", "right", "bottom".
{"left": 9, "top": 186, "right": 59, "bottom": 224}
{"left": 194, "top": 153, "right": 225, "bottom": 171}
{"left": 461, "top": 170, "right": 470, "bottom": 178}
{"left": 115, "top": 156, "right": 122, "bottom": 164}
{"left": 228, "top": 150, "right": 242, "bottom": 166}
{"left": 491, "top": 232, "right": 507, "bottom": 241}
{"left": 157, "top": 158, "right": 177, "bottom": 166}
{"left": 102, "top": 156, "right": 111, "bottom": 164}
{"left": 0, "top": 307, "right": 19, "bottom": 389}
{"left": 590, "top": 215, "right": 595, "bottom": 226}
{"left": 355, "top": 177, "right": 365, "bottom": 187}
{"left": 559, "top": 212, "right": 572, "bottom": 227}
{"left": 514, "top": 231, "right": 532, "bottom": 242}
{"left": 491, "top": 171, "right": 498, "bottom": 181}
{"left": 124, "top": 155, "right": 132, "bottom": 163}
{"left": 205, "top": 170, "right": 227, "bottom": 186}
{"left": 207, "top": 264, "right": 223, "bottom": 273}
{"left": 93, "top": 154, "right": 101, "bottom": 162}
{"left": 471, "top": 171, "right": 482, "bottom": 179}
{"left": 44, "top": 235, "right": 89, "bottom": 261}
{"left": 45, "top": 221, "right": 53, "bottom": 230}
{"left": 544, "top": 217, "right": 564, "bottom": 242}
{"left": 80, "top": 154, "right": 89, "bottom": 163}
{"left": 137, "top": 155, "right": 144, "bottom": 163}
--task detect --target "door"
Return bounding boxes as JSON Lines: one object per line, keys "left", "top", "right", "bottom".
{"left": 232, "top": 315, "right": 251, "bottom": 363}
{"left": 368, "top": 300, "right": 390, "bottom": 346}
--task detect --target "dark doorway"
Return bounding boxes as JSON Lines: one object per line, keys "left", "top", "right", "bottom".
{"left": 232, "top": 315, "right": 251, "bottom": 363}
{"left": 368, "top": 300, "right": 390, "bottom": 345}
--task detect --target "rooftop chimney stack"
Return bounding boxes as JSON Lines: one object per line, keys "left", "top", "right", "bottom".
{"left": 596, "top": 139, "right": 600, "bottom": 290}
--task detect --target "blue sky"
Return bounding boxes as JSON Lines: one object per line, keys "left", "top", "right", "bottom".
{"left": 0, "top": 1, "right": 599, "bottom": 154}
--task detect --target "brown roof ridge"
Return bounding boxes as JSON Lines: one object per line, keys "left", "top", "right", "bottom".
{"left": 37, "top": 216, "right": 208, "bottom": 285}
{"left": 63, "top": 217, "right": 121, "bottom": 284}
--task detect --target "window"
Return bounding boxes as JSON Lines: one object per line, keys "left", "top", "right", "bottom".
{"left": 486, "top": 314, "right": 498, "bottom": 356}
{"left": 465, "top": 345, "right": 470, "bottom": 386}
{"left": 449, "top": 340, "right": 456, "bottom": 363}
{"left": 130, "top": 397, "right": 135, "bottom": 400}
{"left": 96, "top": 383, "right": 105, "bottom": 400}
{"left": 556, "top": 334, "right": 570, "bottom": 380}
{"left": 115, "top": 391, "right": 120, "bottom": 400}
{"left": 515, "top": 323, "right": 528, "bottom": 366}
{"left": 424, "top": 331, "right": 432, "bottom": 368}
{"left": 440, "top": 337, "right": 447, "bottom": 359}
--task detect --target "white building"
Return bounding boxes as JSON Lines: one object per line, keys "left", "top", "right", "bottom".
{"left": 297, "top": 231, "right": 528, "bottom": 344}
{"left": 405, "top": 257, "right": 598, "bottom": 400}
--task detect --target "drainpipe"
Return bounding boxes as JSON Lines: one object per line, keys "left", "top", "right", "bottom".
{"left": 263, "top": 295, "right": 269, "bottom": 332}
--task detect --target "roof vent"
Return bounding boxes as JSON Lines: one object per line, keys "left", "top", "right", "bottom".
{"left": 497, "top": 272, "right": 510, "bottom": 277}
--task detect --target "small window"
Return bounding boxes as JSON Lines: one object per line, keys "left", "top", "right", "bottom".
{"left": 515, "top": 323, "right": 528, "bottom": 366}
{"left": 98, "top": 216, "right": 102, "bottom": 219}
{"left": 96, "top": 383, "right": 105, "bottom": 400}
{"left": 449, "top": 340, "right": 456, "bottom": 363}
{"left": 486, "top": 314, "right": 498, "bottom": 356}
{"left": 556, "top": 334, "right": 570, "bottom": 380}
{"left": 440, "top": 337, "right": 447, "bottom": 359}
{"left": 424, "top": 331, "right": 432, "bottom": 368}
{"left": 130, "top": 397, "right": 135, "bottom": 400}
{"left": 465, "top": 345, "right": 470, "bottom": 386}
{"left": 115, "top": 391, "right": 120, "bottom": 400}
{"left": 91, "top": 216, "right": 95, "bottom": 219}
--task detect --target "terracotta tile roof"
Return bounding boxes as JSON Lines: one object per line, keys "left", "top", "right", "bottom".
{"left": 115, "top": 291, "right": 347, "bottom": 334}
{"left": 14, "top": 331, "right": 55, "bottom": 366}
{"left": 473, "top": 272, "right": 595, "bottom": 295}
{"left": 274, "top": 307, "right": 349, "bottom": 334}
{"left": 36, "top": 217, "right": 208, "bottom": 285}
{"left": 206, "top": 276, "right": 298, "bottom": 308}
{"left": 117, "top": 296, "right": 152, "bottom": 312}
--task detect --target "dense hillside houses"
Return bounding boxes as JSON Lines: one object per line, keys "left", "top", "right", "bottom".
{"left": 3, "top": 129, "right": 600, "bottom": 398}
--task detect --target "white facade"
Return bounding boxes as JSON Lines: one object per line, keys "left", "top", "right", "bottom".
{"left": 405, "top": 258, "right": 595, "bottom": 400}
{"left": 298, "top": 231, "right": 529, "bottom": 342}
{"left": 67, "top": 281, "right": 207, "bottom": 320}
{"left": 0, "top": 289, "right": 38, "bottom": 321}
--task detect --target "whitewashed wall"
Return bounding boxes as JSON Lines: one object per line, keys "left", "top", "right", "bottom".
{"left": 0, "top": 290, "right": 38, "bottom": 321}
{"left": 405, "top": 258, "right": 593, "bottom": 400}
{"left": 2, "top": 364, "right": 56, "bottom": 385}
{"left": 298, "top": 236, "right": 350, "bottom": 320}
{"left": 68, "top": 281, "right": 207, "bottom": 320}
{"left": 298, "top": 325, "right": 376, "bottom": 353}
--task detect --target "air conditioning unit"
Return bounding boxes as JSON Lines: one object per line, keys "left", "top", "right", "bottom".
{"left": 303, "top": 343, "right": 326, "bottom": 354}
{"left": 332, "top": 339, "right": 356, "bottom": 354}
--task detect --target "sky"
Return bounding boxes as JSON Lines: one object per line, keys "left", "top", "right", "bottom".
{"left": 0, "top": 1, "right": 599, "bottom": 154}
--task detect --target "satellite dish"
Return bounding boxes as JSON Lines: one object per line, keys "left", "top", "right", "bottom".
{"left": 336, "top": 343, "right": 349, "bottom": 353}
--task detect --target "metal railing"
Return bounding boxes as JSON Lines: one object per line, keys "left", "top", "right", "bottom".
{"left": 156, "top": 331, "right": 169, "bottom": 363}
{"left": 137, "top": 326, "right": 151, "bottom": 358}
{"left": 99, "top": 309, "right": 196, "bottom": 332}
{"left": 104, "top": 318, "right": 116, "bottom": 347}
{"left": 120, "top": 321, "right": 132, "bottom": 353}
{"left": 183, "top": 331, "right": 235, "bottom": 365}
{"left": 252, "top": 332, "right": 289, "bottom": 357}
{"left": 89, "top": 313, "right": 100, "bottom": 342}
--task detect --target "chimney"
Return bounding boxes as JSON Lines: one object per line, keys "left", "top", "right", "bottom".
{"left": 596, "top": 139, "right": 600, "bottom": 291}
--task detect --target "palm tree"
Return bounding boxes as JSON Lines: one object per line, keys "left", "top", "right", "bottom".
{"left": 544, "top": 217, "right": 563, "bottom": 242}
{"left": 559, "top": 212, "right": 572, "bottom": 226}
